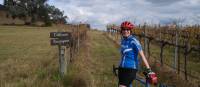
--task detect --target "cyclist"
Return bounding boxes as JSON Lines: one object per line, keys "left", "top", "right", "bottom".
{"left": 118, "top": 21, "right": 151, "bottom": 87}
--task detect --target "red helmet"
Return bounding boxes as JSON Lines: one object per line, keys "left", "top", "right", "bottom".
{"left": 120, "top": 21, "right": 134, "bottom": 30}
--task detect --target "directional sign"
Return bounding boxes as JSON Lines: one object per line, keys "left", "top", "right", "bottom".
{"left": 50, "top": 32, "right": 71, "bottom": 46}
{"left": 51, "top": 38, "right": 70, "bottom": 46}
{"left": 50, "top": 32, "right": 71, "bottom": 39}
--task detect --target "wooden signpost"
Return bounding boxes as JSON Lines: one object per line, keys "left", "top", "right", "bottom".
{"left": 50, "top": 39, "right": 70, "bottom": 46}
{"left": 50, "top": 32, "right": 71, "bottom": 77}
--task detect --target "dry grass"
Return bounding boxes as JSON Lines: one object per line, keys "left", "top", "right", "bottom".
{"left": 0, "top": 25, "right": 120, "bottom": 87}
{"left": 150, "top": 60, "right": 197, "bottom": 87}
{"left": 148, "top": 42, "right": 200, "bottom": 86}
{"left": 64, "top": 30, "right": 120, "bottom": 87}
{"left": 0, "top": 25, "right": 69, "bottom": 87}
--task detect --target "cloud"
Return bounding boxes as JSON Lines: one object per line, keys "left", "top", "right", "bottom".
{"left": 145, "top": 0, "right": 183, "bottom": 6}
{"left": 47, "top": 0, "right": 200, "bottom": 30}
{"left": 0, "top": 0, "right": 3, "bottom": 5}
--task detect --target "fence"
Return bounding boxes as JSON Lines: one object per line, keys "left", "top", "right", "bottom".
{"left": 106, "top": 24, "right": 200, "bottom": 85}
{"left": 69, "top": 24, "right": 88, "bottom": 62}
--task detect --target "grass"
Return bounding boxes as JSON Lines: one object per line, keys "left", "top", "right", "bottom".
{"left": 89, "top": 31, "right": 120, "bottom": 87}
{"left": 142, "top": 38, "right": 200, "bottom": 86}
{"left": 149, "top": 42, "right": 200, "bottom": 75}
{"left": 0, "top": 25, "right": 122, "bottom": 87}
{"left": 0, "top": 25, "right": 65, "bottom": 87}
{"left": 65, "top": 30, "right": 120, "bottom": 87}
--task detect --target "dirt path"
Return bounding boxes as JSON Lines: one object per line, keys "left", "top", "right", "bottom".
{"left": 68, "top": 30, "right": 121, "bottom": 87}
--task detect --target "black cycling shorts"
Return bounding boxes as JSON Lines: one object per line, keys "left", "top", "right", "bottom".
{"left": 118, "top": 67, "right": 138, "bottom": 87}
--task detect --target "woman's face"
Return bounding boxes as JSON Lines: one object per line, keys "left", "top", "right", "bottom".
{"left": 121, "top": 29, "right": 131, "bottom": 37}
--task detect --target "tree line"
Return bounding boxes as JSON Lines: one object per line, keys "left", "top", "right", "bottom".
{"left": 3, "top": 0, "right": 67, "bottom": 26}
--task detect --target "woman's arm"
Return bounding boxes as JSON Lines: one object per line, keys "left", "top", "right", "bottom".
{"left": 139, "top": 50, "right": 150, "bottom": 69}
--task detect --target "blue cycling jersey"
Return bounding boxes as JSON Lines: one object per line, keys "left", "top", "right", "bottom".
{"left": 119, "top": 35, "right": 142, "bottom": 69}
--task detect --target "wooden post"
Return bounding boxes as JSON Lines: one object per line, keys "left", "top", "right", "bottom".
{"left": 177, "top": 46, "right": 180, "bottom": 74}
{"left": 184, "top": 32, "right": 189, "bottom": 80}
{"left": 70, "top": 43, "right": 73, "bottom": 62}
{"left": 59, "top": 45, "right": 66, "bottom": 77}
{"left": 77, "top": 25, "right": 80, "bottom": 53}
{"left": 184, "top": 43, "right": 188, "bottom": 80}
{"left": 174, "top": 28, "right": 178, "bottom": 71}
{"left": 144, "top": 23, "right": 148, "bottom": 57}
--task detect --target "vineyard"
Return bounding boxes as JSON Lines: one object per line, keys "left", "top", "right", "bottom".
{"left": 106, "top": 24, "right": 200, "bottom": 86}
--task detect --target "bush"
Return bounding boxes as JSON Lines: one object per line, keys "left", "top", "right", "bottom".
{"left": 44, "top": 21, "right": 52, "bottom": 27}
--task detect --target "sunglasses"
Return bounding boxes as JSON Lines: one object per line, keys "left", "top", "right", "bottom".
{"left": 122, "top": 29, "right": 131, "bottom": 31}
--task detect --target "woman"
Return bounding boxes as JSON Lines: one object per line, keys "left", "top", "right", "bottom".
{"left": 118, "top": 21, "right": 151, "bottom": 87}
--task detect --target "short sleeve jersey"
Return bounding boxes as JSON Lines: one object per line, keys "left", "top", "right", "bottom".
{"left": 119, "top": 35, "right": 142, "bottom": 69}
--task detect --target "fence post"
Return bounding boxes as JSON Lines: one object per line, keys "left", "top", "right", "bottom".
{"left": 70, "top": 42, "right": 73, "bottom": 62}
{"left": 177, "top": 46, "right": 180, "bottom": 74}
{"left": 174, "top": 27, "right": 178, "bottom": 71}
{"left": 77, "top": 25, "right": 80, "bottom": 53}
{"left": 184, "top": 32, "right": 189, "bottom": 80}
{"left": 144, "top": 23, "right": 148, "bottom": 57}
{"left": 184, "top": 43, "right": 188, "bottom": 80}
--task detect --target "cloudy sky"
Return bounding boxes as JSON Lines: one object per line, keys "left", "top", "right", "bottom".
{"left": 1, "top": 0, "right": 200, "bottom": 30}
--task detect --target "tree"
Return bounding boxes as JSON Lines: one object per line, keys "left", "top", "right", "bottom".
{"left": 4, "top": 0, "right": 7, "bottom": 6}
{"left": 45, "top": 4, "right": 67, "bottom": 24}
{"left": 4, "top": 0, "right": 67, "bottom": 26}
